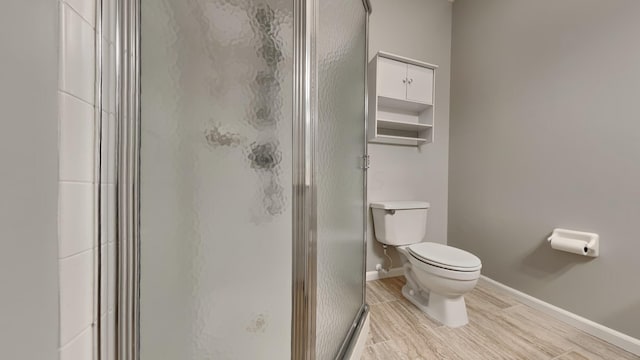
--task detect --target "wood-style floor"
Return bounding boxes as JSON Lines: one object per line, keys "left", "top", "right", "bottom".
{"left": 364, "top": 277, "right": 639, "bottom": 360}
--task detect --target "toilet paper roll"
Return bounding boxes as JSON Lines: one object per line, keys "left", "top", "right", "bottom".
{"left": 549, "top": 236, "right": 588, "bottom": 255}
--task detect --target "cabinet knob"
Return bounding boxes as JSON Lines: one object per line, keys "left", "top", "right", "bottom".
{"left": 402, "top": 78, "right": 407, "bottom": 84}
{"left": 408, "top": 78, "right": 413, "bottom": 84}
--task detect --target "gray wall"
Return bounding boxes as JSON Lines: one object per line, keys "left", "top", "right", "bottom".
{"left": 367, "top": 0, "right": 452, "bottom": 271}
{"left": 0, "top": 0, "right": 60, "bottom": 358}
{"left": 449, "top": 0, "right": 640, "bottom": 338}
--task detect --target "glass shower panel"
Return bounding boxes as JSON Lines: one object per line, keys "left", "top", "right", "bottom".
{"left": 139, "top": 1, "right": 293, "bottom": 359}
{"left": 315, "top": 1, "right": 367, "bottom": 359}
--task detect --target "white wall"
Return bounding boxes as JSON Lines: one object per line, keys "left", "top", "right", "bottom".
{"left": 449, "top": 0, "right": 640, "bottom": 339}
{"left": 0, "top": 1, "right": 59, "bottom": 358}
{"left": 367, "top": 0, "right": 452, "bottom": 271}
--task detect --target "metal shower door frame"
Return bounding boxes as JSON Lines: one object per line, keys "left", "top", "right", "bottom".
{"left": 292, "top": 1, "right": 372, "bottom": 359}
{"left": 114, "top": 0, "right": 140, "bottom": 358}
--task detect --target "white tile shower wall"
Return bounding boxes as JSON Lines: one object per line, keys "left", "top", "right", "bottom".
{"left": 65, "top": 0, "right": 96, "bottom": 27}
{"left": 58, "top": 182, "right": 95, "bottom": 258}
{"left": 60, "top": 2, "right": 96, "bottom": 105}
{"left": 59, "top": 93, "right": 95, "bottom": 183}
{"left": 57, "top": 0, "right": 100, "bottom": 358}
{"left": 59, "top": 328, "right": 93, "bottom": 360}
{"left": 59, "top": 250, "right": 95, "bottom": 345}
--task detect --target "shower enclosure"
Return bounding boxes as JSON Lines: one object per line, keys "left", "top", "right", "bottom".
{"left": 98, "top": 0, "right": 371, "bottom": 358}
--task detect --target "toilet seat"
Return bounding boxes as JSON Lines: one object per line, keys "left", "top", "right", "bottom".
{"left": 408, "top": 242, "right": 482, "bottom": 272}
{"left": 407, "top": 256, "right": 480, "bottom": 281}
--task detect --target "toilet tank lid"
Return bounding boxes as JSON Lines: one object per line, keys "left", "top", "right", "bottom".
{"left": 370, "top": 201, "right": 430, "bottom": 210}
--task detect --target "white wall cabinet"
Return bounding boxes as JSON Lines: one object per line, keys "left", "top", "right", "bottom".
{"left": 406, "top": 64, "right": 434, "bottom": 104}
{"left": 368, "top": 52, "right": 437, "bottom": 146}
{"left": 378, "top": 57, "right": 408, "bottom": 100}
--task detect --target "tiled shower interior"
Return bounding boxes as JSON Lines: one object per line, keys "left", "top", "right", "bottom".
{"left": 57, "top": 0, "right": 116, "bottom": 357}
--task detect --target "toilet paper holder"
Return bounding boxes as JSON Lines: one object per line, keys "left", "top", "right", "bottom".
{"left": 547, "top": 228, "right": 599, "bottom": 257}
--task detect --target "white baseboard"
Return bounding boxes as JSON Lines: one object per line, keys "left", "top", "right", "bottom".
{"left": 365, "top": 267, "right": 404, "bottom": 281}
{"left": 481, "top": 275, "right": 640, "bottom": 356}
{"left": 348, "top": 311, "right": 370, "bottom": 360}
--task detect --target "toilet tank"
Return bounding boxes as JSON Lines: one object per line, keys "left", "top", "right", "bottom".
{"left": 370, "top": 201, "right": 430, "bottom": 246}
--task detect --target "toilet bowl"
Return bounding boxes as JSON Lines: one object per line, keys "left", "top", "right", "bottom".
{"left": 398, "top": 243, "right": 481, "bottom": 327}
{"left": 371, "top": 201, "right": 482, "bottom": 327}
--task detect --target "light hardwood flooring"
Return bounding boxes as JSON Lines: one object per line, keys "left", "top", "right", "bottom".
{"left": 364, "top": 277, "right": 639, "bottom": 360}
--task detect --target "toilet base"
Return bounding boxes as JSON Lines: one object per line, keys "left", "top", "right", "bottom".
{"left": 402, "top": 284, "right": 469, "bottom": 328}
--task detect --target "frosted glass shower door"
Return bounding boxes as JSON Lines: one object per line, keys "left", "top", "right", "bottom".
{"left": 139, "top": 1, "right": 293, "bottom": 359}
{"left": 316, "top": 0, "right": 368, "bottom": 359}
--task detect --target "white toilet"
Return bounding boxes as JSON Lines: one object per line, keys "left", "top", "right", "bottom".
{"left": 371, "top": 201, "right": 482, "bottom": 327}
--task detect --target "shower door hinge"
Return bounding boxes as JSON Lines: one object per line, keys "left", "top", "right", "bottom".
{"left": 361, "top": 154, "right": 370, "bottom": 170}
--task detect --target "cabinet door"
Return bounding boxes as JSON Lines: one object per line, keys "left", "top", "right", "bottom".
{"left": 406, "top": 64, "right": 433, "bottom": 104}
{"left": 377, "top": 57, "right": 407, "bottom": 100}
